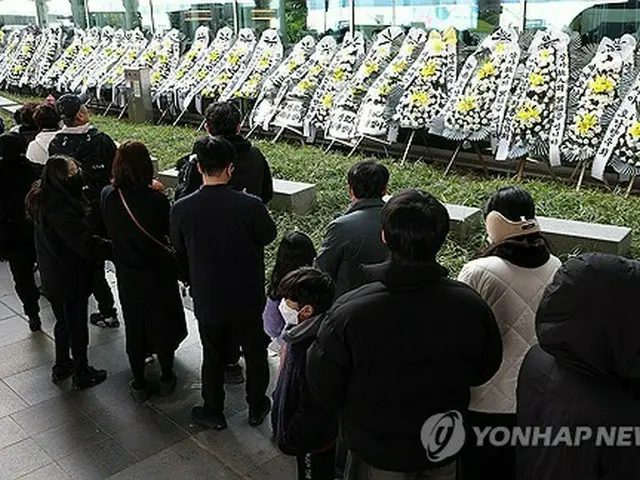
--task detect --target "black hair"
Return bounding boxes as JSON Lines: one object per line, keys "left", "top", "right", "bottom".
{"left": 347, "top": 161, "right": 389, "bottom": 199}
{"left": 381, "top": 189, "right": 449, "bottom": 265}
{"left": 481, "top": 186, "right": 552, "bottom": 267}
{"left": 26, "top": 156, "right": 80, "bottom": 223}
{"left": 194, "top": 136, "right": 237, "bottom": 176}
{"left": 204, "top": 101, "right": 242, "bottom": 135}
{"left": 277, "top": 267, "right": 334, "bottom": 315}
{"left": 268, "top": 232, "right": 317, "bottom": 299}
{"left": 33, "top": 103, "right": 61, "bottom": 131}
{"left": 483, "top": 186, "right": 535, "bottom": 221}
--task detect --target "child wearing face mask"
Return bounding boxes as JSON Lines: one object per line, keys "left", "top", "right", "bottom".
{"left": 271, "top": 267, "right": 337, "bottom": 480}
{"left": 263, "top": 232, "right": 317, "bottom": 349}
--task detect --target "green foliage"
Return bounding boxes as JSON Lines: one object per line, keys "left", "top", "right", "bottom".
{"left": 3, "top": 92, "right": 640, "bottom": 278}
{"left": 284, "top": 0, "right": 308, "bottom": 44}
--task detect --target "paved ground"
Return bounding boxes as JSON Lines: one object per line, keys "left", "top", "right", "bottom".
{"left": 0, "top": 261, "right": 295, "bottom": 479}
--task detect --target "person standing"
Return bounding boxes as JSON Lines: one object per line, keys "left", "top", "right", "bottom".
{"left": 171, "top": 136, "right": 277, "bottom": 430}
{"left": 49, "top": 93, "right": 119, "bottom": 329}
{"left": 263, "top": 232, "right": 317, "bottom": 348}
{"left": 307, "top": 189, "right": 503, "bottom": 480}
{"left": 517, "top": 254, "right": 640, "bottom": 480}
{"left": 176, "top": 101, "right": 273, "bottom": 203}
{"left": 101, "top": 142, "right": 187, "bottom": 402}
{"left": 26, "top": 156, "right": 109, "bottom": 389}
{"left": 271, "top": 267, "right": 338, "bottom": 480}
{"left": 457, "top": 186, "right": 561, "bottom": 480}
{"left": 10, "top": 102, "right": 39, "bottom": 145}
{"left": 315, "top": 161, "right": 389, "bottom": 299}
{"left": 0, "top": 133, "right": 41, "bottom": 331}
{"left": 26, "top": 102, "right": 61, "bottom": 171}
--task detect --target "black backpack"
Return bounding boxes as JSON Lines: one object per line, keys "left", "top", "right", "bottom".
{"left": 174, "top": 153, "right": 200, "bottom": 201}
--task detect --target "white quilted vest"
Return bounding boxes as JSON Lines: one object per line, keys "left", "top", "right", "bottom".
{"left": 458, "top": 255, "right": 562, "bottom": 414}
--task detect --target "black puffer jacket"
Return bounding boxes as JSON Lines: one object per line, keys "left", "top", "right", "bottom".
{"left": 307, "top": 261, "right": 502, "bottom": 472}
{"left": 517, "top": 253, "right": 640, "bottom": 480}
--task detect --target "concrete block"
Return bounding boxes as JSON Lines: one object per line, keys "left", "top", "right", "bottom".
{"left": 538, "top": 216, "right": 632, "bottom": 256}
{"left": 2, "top": 104, "right": 21, "bottom": 115}
{"left": 0, "top": 95, "right": 18, "bottom": 107}
{"left": 382, "top": 195, "right": 482, "bottom": 241}
{"left": 158, "top": 168, "right": 179, "bottom": 189}
{"left": 270, "top": 179, "right": 316, "bottom": 215}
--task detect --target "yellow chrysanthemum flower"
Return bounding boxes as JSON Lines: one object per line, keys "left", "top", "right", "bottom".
{"left": 208, "top": 50, "right": 220, "bottom": 61}
{"left": 628, "top": 122, "right": 640, "bottom": 139}
{"left": 309, "top": 65, "right": 323, "bottom": 75}
{"left": 333, "top": 67, "right": 345, "bottom": 81}
{"left": 363, "top": 61, "right": 378, "bottom": 77}
{"left": 529, "top": 73, "right": 545, "bottom": 87}
{"left": 432, "top": 39, "right": 445, "bottom": 53}
{"left": 515, "top": 102, "right": 541, "bottom": 124}
{"left": 589, "top": 75, "right": 615, "bottom": 95}
{"left": 495, "top": 43, "right": 507, "bottom": 53}
{"left": 575, "top": 113, "right": 598, "bottom": 135}
{"left": 539, "top": 49, "right": 551, "bottom": 61}
{"left": 151, "top": 72, "right": 161, "bottom": 83}
{"left": 477, "top": 61, "right": 497, "bottom": 80}
{"left": 391, "top": 60, "right": 408, "bottom": 74}
{"left": 411, "top": 91, "right": 430, "bottom": 106}
{"left": 321, "top": 93, "right": 333, "bottom": 108}
{"left": 420, "top": 61, "right": 438, "bottom": 78}
{"left": 378, "top": 83, "right": 393, "bottom": 96}
{"left": 228, "top": 52, "right": 241, "bottom": 65}
{"left": 287, "top": 61, "right": 298, "bottom": 72}
{"left": 298, "top": 79, "right": 313, "bottom": 91}
{"left": 176, "top": 70, "right": 185, "bottom": 79}
{"left": 457, "top": 96, "right": 476, "bottom": 112}
{"left": 196, "top": 70, "right": 207, "bottom": 80}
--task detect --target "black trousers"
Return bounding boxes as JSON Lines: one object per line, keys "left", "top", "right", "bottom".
{"left": 198, "top": 319, "right": 270, "bottom": 414}
{"left": 296, "top": 445, "right": 336, "bottom": 480}
{"left": 51, "top": 296, "right": 90, "bottom": 371}
{"left": 92, "top": 262, "right": 116, "bottom": 316}
{"left": 7, "top": 250, "right": 40, "bottom": 318}
{"left": 129, "top": 349, "right": 175, "bottom": 386}
{"left": 461, "top": 411, "right": 516, "bottom": 480}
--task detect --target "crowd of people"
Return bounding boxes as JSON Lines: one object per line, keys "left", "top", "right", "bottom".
{"left": 0, "top": 95, "right": 639, "bottom": 480}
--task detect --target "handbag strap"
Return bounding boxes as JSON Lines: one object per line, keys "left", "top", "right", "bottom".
{"left": 118, "top": 188, "right": 173, "bottom": 254}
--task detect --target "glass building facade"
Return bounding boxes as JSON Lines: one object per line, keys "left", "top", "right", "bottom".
{"left": 0, "top": 0, "right": 636, "bottom": 45}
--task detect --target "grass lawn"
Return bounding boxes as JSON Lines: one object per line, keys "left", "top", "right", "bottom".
{"left": 3, "top": 92, "right": 640, "bottom": 276}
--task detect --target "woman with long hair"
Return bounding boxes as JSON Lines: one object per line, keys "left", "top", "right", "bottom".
{"left": 0, "top": 133, "right": 41, "bottom": 331}
{"left": 263, "top": 232, "right": 317, "bottom": 346}
{"left": 101, "top": 141, "right": 187, "bottom": 402}
{"left": 458, "top": 186, "right": 562, "bottom": 480}
{"left": 26, "top": 155, "right": 110, "bottom": 389}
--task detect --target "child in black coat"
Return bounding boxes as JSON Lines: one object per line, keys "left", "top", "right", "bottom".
{"left": 271, "top": 267, "right": 337, "bottom": 480}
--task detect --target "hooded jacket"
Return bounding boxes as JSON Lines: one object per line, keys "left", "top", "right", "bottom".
{"left": 307, "top": 260, "right": 503, "bottom": 472}
{"left": 517, "top": 253, "right": 640, "bottom": 480}
{"left": 315, "top": 198, "right": 389, "bottom": 299}
{"left": 179, "top": 134, "right": 273, "bottom": 203}
{"left": 272, "top": 312, "right": 338, "bottom": 455}
{"left": 27, "top": 130, "right": 59, "bottom": 166}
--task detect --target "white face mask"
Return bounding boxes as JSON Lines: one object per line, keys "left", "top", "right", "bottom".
{"left": 279, "top": 299, "right": 300, "bottom": 326}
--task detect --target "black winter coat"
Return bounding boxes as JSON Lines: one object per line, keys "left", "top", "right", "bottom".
{"left": 315, "top": 198, "right": 388, "bottom": 299}
{"left": 179, "top": 135, "right": 273, "bottom": 203}
{"left": 272, "top": 313, "right": 338, "bottom": 455}
{"left": 34, "top": 192, "right": 111, "bottom": 301}
{"left": 101, "top": 186, "right": 187, "bottom": 353}
{"left": 170, "top": 184, "right": 277, "bottom": 325}
{"left": 0, "top": 150, "right": 38, "bottom": 258}
{"left": 516, "top": 254, "right": 640, "bottom": 480}
{"left": 307, "top": 261, "right": 503, "bottom": 473}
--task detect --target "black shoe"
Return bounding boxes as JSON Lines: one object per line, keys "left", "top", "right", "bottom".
{"left": 224, "top": 364, "right": 245, "bottom": 385}
{"left": 89, "top": 312, "right": 120, "bottom": 328}
{"left": 248, "top": 398, "right": 271, "bottom": 427}
{"left": 191, "top": 406, "right": 227, "bottom": 430}
{"left": 129, "top": 380, "right": 151, "bottom": 403}
{"left": 72, "top": 366, "right": 107, "bottom": 390}
{"left": 159, "top": 374, "right": 177, "bottom": 397}
{"left": 28, "top": 315, "right": 41, "bottom": 332}
{"left": 51, "top": 362, "right": 75, "bottom": 382}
